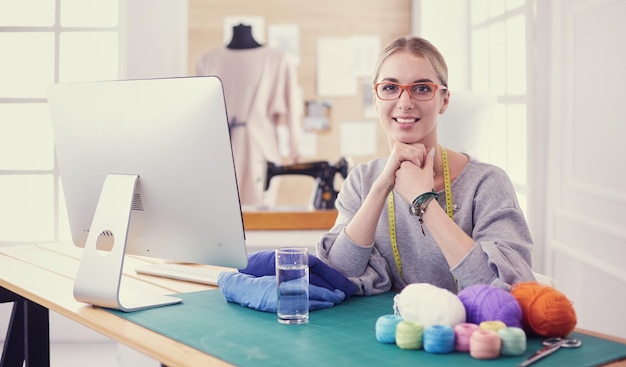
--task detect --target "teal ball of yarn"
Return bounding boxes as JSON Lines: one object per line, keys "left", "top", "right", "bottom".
{"left": 395, "top": 321, "right": 424, "bottom": 350}
{"left": 423, "top": 325, "right": 455, "bottom": 354}
{"left": 498, "top": 326, "right": 527, "bottom": 356}
{"left": 376, "top": 314, "right": 402, "bottom": 344}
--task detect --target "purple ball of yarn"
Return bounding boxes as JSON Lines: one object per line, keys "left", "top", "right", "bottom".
{"left": 458, "top": 284, "right": 523, "bottom": 328}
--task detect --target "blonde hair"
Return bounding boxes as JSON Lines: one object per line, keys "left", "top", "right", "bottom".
{"left": 372, "top": 36, "right": 449, "bottom": 88}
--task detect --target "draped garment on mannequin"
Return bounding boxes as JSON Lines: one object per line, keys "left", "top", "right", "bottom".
{"left": 196, "top": 45, "right": 299, "bottom": 206}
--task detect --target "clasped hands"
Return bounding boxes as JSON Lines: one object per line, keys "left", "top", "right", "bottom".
{"left": 385, "top": 142, "right": 436, "bottom": 203}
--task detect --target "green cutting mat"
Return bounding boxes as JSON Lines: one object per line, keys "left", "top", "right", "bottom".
{"left": 109, "top": 290, "right": 626, "bottom": 367}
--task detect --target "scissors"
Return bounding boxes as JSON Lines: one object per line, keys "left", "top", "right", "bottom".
{"left": 519, "top": 337, "right": 582, "bottom": 367}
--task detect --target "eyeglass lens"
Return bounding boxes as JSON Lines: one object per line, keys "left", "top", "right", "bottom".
{"left": 376, "top": 83, "right": 437, "bottom": 100}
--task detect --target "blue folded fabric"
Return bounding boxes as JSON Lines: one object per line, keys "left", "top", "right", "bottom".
{"left": 239, "top": 250, "right": 358, "bottom": 298}
{"left": 217, "top": 272, "right": 346, "bottom": 313}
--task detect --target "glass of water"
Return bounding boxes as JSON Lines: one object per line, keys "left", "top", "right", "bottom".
{"left": 275, "top": 247, "right": 309, "bottom": 324}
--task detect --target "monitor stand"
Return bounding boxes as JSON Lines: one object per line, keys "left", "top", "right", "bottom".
{"left": 73, "top": 174, "right": 182, "bottom": 312}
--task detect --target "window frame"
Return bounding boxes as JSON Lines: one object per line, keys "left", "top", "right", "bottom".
{"left": 0, "top": 2, "right": 120, "bottom": 246}
{"left": 467, "top": 0, "right": 531, "bottom": 215}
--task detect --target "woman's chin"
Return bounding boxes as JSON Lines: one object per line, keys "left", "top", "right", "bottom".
{"left": 394, "top": 134, "right": 420, "bottom": 144}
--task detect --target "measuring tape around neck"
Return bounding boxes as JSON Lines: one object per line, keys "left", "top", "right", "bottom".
{"left": 387, "top": 145, "right": 454, "bottom": 280}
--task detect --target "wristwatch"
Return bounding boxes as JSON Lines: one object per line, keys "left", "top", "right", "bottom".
{"left": 409, "top": 191, "right": 439, "bottom": 216}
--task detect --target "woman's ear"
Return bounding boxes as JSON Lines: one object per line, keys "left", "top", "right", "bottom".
{"left": 439, "top": 91, "right": 450, "bottom": 114}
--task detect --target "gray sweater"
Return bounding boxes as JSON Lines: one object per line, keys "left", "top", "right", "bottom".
{"left": 316, "top": 156, "right": 535, "bottom": 295}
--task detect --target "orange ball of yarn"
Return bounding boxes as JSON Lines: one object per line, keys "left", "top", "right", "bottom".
{"left": 510, "top": 282, "right": 577, "bottom": 338}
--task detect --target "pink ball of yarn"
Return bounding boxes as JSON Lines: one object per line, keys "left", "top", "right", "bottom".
{"left": 458, "top": 284, "right": 523, "bottom": 328}
{"left": 454, "top": 323, "right": 479, "bottom": 352}
{"left": 470, "top": 329, "right": 502, "bottom": 360}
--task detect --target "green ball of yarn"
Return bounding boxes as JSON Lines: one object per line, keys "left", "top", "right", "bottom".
{"left": 498, "top": 326, "right": 527, "bottom": 356}
{"left": 396, "top": 321, "right": 424, "bottom": 350}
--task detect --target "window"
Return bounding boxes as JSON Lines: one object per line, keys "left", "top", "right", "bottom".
{"left": 0, "top": 0, "right": 119, "bottom": 245}
{"left": 469, "top": 0, "right": 530, "bottom": 213}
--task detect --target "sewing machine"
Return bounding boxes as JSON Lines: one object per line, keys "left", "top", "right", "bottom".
{"left": 264, "top": 158, "right": 349, "bottom": 209}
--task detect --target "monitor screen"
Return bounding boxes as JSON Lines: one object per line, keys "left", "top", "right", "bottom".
{"left": 47, "top": 76, "right": 248, "bottom": 310}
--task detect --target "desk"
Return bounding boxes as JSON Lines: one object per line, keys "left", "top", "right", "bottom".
{"left": 241, "top": 208, "right": 336, "bottom": 253}
{"left": 1, "top": 243, "right": 625, "bottom": 367}
{"left": 0, "top": 243, "right": 227, "bottom": 367}
{"left": 242, "top": 208, "right": 337, "bottom": 230}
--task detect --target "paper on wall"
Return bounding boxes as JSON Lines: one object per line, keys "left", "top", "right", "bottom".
{"left": 278, "top": 126, "right": 317, "bottom": 158}
{"left": 268, "top": 24, "right": 300, "bottom": 65}
{"left": 316, "top": 36, "right": 381, "bottom": 97}
{"left": 316, "top": 38, "right": 357, "bottom": 97}
{"left": 340, "top": 120, "right": 377, "bottom": 156}
{"left": 297, "top": 130, "right": 318, "bottom": 158}
{"left": 352, "top": 35, "right": 381, "bottom": 77}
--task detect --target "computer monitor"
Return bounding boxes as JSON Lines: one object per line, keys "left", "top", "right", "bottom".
{"left": 47, "top": 76, "right": 248, "bottom": 312}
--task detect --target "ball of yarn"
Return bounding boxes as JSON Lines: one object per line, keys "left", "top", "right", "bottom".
{"left": 470, "top": 329, "right": 501, "bottom": 360}
{"left": 375, "top": 314, "right": 402, "bottom": 343}
{"left": 454, "top": 323, "right": 479, "bottom": 352}
{"left": 423, "top": 325, "right": 455, "bottom": 354}
{"left": 458, "top": 284, "right": 523, "bottom": 328}
{"left": 498, "top": 326, "right": 527, "bottom": 356}
{"left": 394, "top": 283, "right": 466, "bottom": 328}
{"left": 395, "top": 321, "right": 424, "bottom": 350}
{"left": 510, "top": 282, "right": 577, "bottom": 337}
{"left": 479, "top": 320, "right": 507, "bottom": 332}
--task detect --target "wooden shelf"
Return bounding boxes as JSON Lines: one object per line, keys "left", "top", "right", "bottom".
{"left": 242, "top": 208, "right": 337, "bottom": 230}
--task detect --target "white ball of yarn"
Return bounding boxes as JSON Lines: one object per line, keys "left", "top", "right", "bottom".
{"left": 394, "top": 283, "right": 466, "bottom": 328}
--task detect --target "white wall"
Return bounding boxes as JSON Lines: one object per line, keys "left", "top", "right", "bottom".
{"left": 540, "top": 0, "right": 626, "bottom": 338}
{"left": 119, "top": 0, "right": 188, "bottom": 79}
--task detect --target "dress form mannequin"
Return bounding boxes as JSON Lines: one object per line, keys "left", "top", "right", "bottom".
{"left": 227, "top": 24, "right": 262, "bottom": 49}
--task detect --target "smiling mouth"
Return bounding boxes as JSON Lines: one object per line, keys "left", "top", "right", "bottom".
{"left": 394, "top": 117, "right": 419, "bottom": 123}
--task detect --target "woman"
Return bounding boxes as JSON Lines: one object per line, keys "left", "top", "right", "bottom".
{"left": 317, "top": 36, "right": 534, "bottom": 295}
